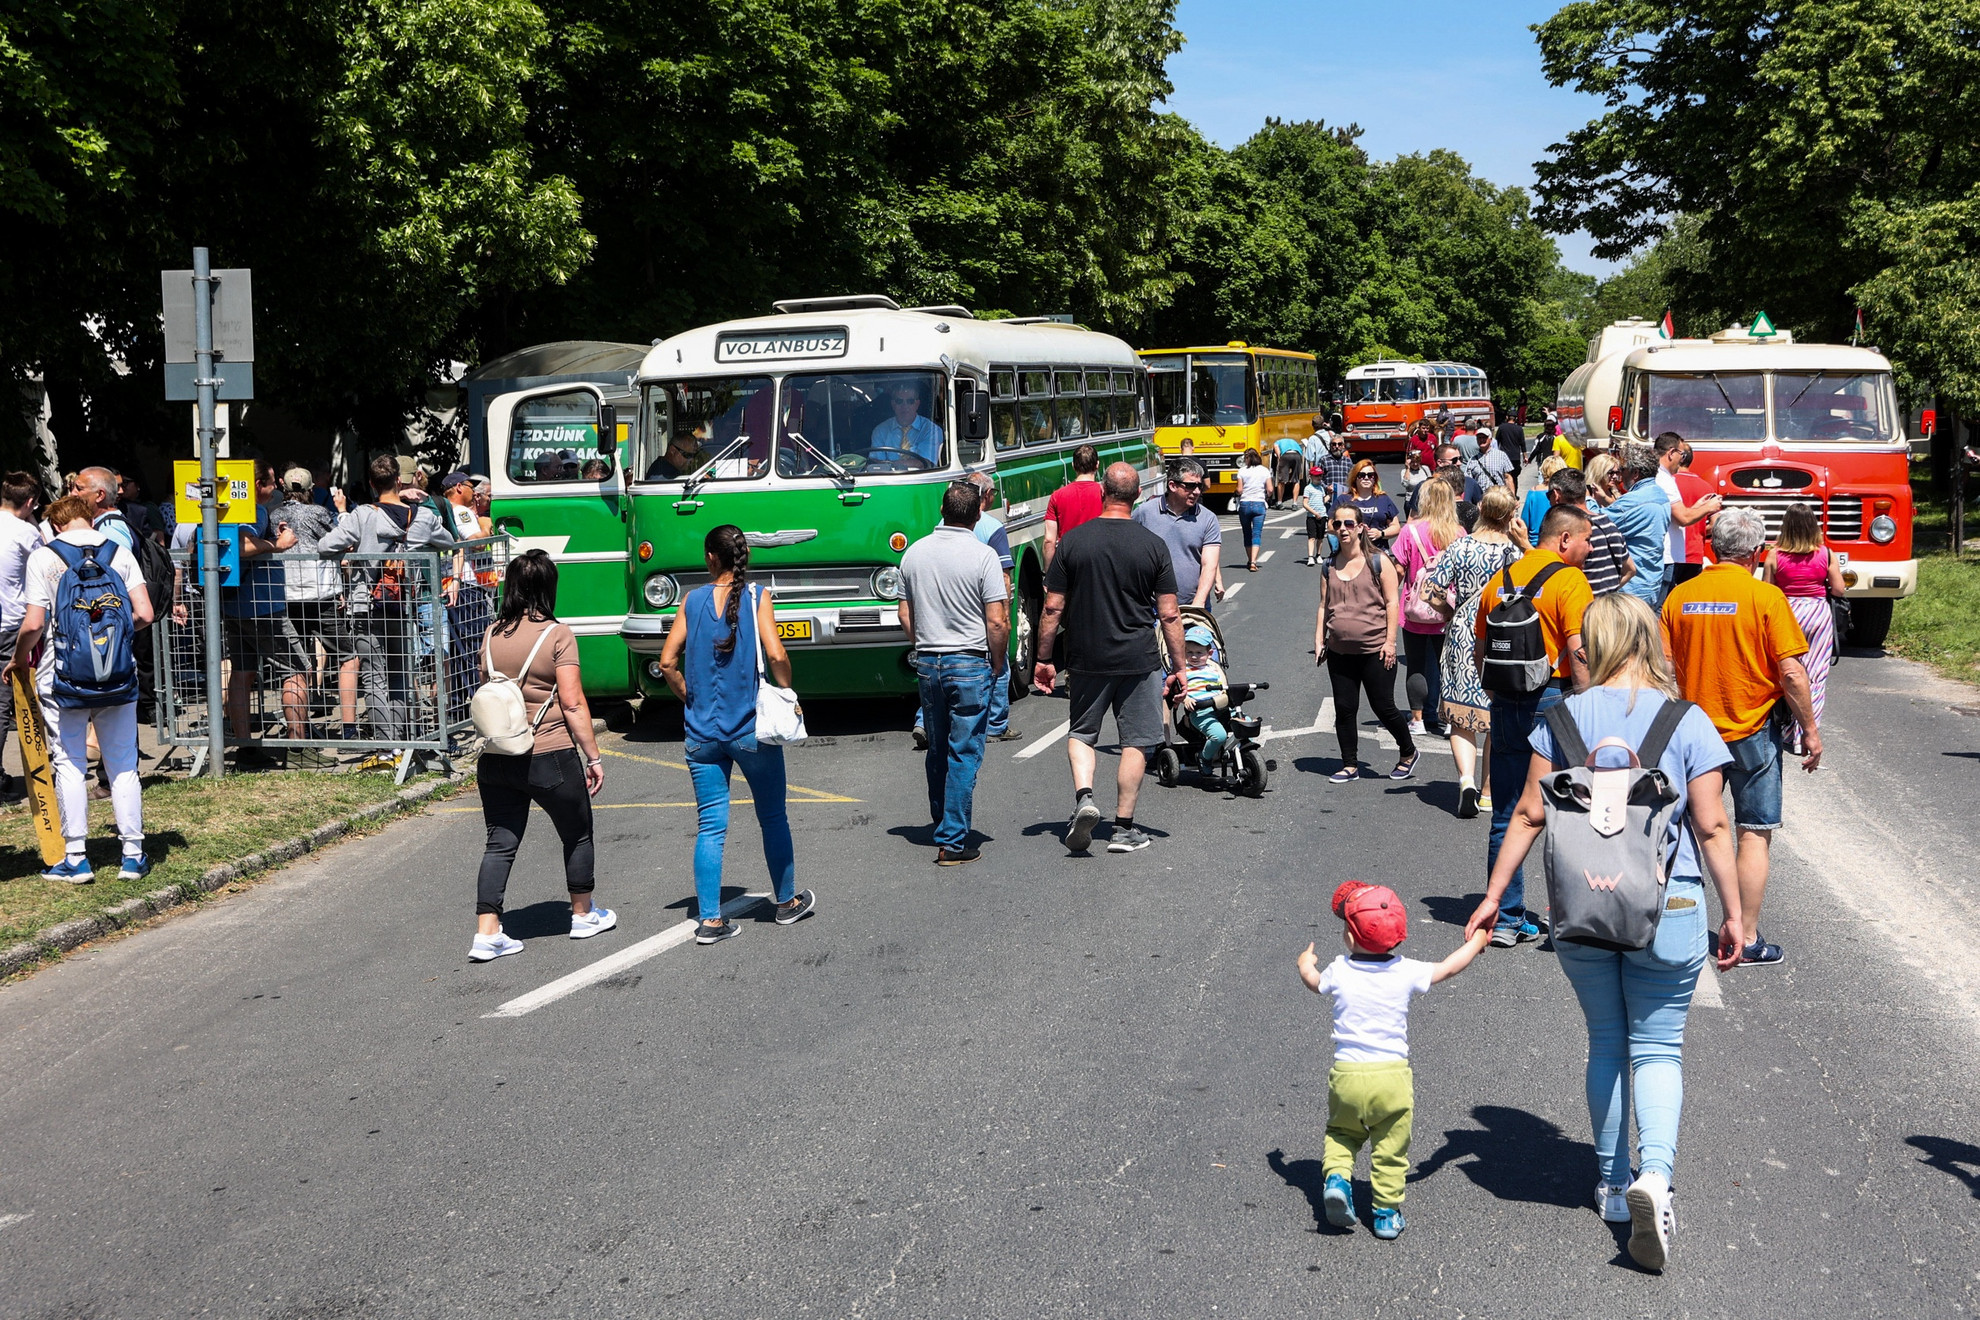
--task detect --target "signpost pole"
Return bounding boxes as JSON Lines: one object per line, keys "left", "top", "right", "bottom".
{"left": 193, "top": 248, "right": 226, "bottom": 778}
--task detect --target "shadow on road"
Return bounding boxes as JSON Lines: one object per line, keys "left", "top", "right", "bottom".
{"left": 1408, "top": 1105, "right": 1594, "bottom": 1209}
{"left": 1418, "top": 892, "right": 1487, "bottom": 927}
{"left": 1906, "top": 1135, "right": 1980, "bottom": 1197}
{"left": 1265, "top": 1148, "right": 1357, "bottom": 1235}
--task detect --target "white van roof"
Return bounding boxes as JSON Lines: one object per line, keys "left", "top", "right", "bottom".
{"left": 1621, "top": 340, "right": 1892, "bottom": 374}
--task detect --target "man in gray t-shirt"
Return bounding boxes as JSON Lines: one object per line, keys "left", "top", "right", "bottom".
{"left": 898, "top": 482, "right": 1010, "bottom": 863}
{"left": 1131, "top": 461, "right": 1222, "bottom": 610}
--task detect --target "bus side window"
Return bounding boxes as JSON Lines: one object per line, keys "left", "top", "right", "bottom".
{"left": 1110, "top": 370, "right": 1135, "bottom": 433}
{"left": 1083, "top": 370, "right": 1111, "bottom": 436}
{"left": 990, "top": 368, "right": 1021, "bottom": 451}
{"left": 511, "top": 388, "right": 612, "bottom": 484}
{"left": 1021, "top": 370, "right": 1054, "bottom": 446}
{"left": 1054, "top": 370, "right": 1086, "bottom": 441}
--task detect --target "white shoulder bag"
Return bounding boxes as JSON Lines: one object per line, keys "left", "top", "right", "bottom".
{"left": 749, "top": 584, "right": 807, "bottom": 746}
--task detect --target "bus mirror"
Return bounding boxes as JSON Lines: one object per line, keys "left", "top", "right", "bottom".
{"left": 960, "top": 382, "right": 991, "bottom": 442}
{"left": 598, "top": 404, "right": 619, "bottom": 456}
{"left": 1921, "top": 408, "right": 1937, "bottom": 437}
{"left": 1607, "top": 405, "right": 1623, "bottom": 433}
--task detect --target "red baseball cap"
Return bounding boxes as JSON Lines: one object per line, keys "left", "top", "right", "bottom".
{"left": 1334, "top": 882, "right": 1407, "bottom": 954}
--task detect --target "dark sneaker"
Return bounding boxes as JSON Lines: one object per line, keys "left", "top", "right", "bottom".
{"left": 934, "top": 847, "right": 980, "bottom": 866}
{"left": 1372, "top": 1207, "right": 1407, "bottom": 1240}
{"left": 1457, "top": 784, "right": 1481, "bottom": 818}
{"left": 774, "top": 889, "right": 817, "bottom": 924}
{"left": 1065, "top": 799, "right": 1102, "bottom": 851}
{"left": 1738, "top": 935, "right": 1784, "bottom": 966}
{"left": 911, "top": 727, "right": 928, "bottom": 751}
{"left": 990, "top": 728, "right": 1024, "bottom": 742}
{"left": 1329, "top": 767, "right": 1360, "bottom": 784}
{"left": 1322, "top": 1173, "right": 1357, "bottom": 1227}
{"left": 1107, "top": 827, "right": 1152, "bottom": 853}
{"left": 695, "top": 918, "right": 741, "bottom": 945}
{"left": 1390, "top": 752, "right": 1420, "bottom": 780}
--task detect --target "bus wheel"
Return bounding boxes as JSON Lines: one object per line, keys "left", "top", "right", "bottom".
{"left": 1847, "top": 598, "right": 1893, "bottom": 649}
{"left": 1012, "top": 576, "right": 1043, "bottom": 702}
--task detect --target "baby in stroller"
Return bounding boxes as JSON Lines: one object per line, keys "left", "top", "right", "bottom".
{"left": 1157, "top": 608, "right": 1270, "bottom": 795}
{"left": 1179, "top": 624, "right": 1232, "bottom": 775}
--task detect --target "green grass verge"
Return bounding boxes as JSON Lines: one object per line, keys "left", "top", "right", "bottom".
{"left": 0, "top": 770, "right": 459, "bottom": 948}
{"left": 1889, "top": 554, "right": 1980, "bottom": 684}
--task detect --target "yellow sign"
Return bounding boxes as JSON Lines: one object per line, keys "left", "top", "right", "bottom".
{"left": 775, "top": 619, "right": 814, "bottom": 642}
{"left": 173, "top": 459, "right": 257, "bottom": 525}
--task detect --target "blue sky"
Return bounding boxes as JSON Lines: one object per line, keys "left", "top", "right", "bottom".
{"left": 1164, "top": 0, "right": 1621, "bottom": 276}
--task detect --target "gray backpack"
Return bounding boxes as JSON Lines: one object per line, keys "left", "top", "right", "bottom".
{"left": 1539, "top": 697, "right": 1695, "bottom": 951}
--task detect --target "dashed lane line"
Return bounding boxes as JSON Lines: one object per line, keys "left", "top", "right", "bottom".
{"left": 1222, "top": 581, "right": 1246, "bottom": 599}
{"left": 483, "top": 891, "right": 770, "bottom": 1019}
{"left": 1257, "top": 550, "right": 1275, "bottom": 564}
{"left": 1014, "top": 720, "right": 1073, "bottom": 760}
{"left": 0, "top": 1213, "right": 32, "bottom": 1232}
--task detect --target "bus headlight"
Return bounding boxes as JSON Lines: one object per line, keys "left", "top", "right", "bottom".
{"left": 873, "top": 566, "right": 904, "bottom": 600}
{"left": 643, "top": 573, "right": 681, "bottom": 608}
{"left": 1868, "top": 515, "right": 1897, "bottom": 544}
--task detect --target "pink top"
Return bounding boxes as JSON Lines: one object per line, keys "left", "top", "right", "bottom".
{"left": 1773, "top": 547, "right": 1830, "bottom": 598}
{"left": 1394, "top": 519, "right": 1462, "bottom": 634}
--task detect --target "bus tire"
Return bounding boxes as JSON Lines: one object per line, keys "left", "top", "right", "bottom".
{"left": 1847, "top": 597, "right": 1893, "bottom": 649}
{"left": 1012, "top": 562, "right": 1044, "bottom": 703}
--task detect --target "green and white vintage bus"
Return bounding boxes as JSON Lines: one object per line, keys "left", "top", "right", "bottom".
{"left": 481, "top": 297, "right": 1158, "bottom": 701}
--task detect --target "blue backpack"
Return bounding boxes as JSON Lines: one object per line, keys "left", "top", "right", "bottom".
{"left": 48, "top": 540, "right": 138, "bottom": 708}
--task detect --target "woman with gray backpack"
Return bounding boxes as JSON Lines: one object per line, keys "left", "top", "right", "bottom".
{"left": 1463, "top": 592, "right": 1743, "bottom": 1273}
{"left": 467, "top": 550, "right": 610, "bottom": 962}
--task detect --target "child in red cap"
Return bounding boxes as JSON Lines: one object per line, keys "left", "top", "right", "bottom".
{"left": 1296, "top": 881, "right": 1490, "bottom": 1240}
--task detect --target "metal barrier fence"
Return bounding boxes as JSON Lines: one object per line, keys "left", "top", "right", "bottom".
{"left": 156, "top": 534, "right": 510, "bottom": 781}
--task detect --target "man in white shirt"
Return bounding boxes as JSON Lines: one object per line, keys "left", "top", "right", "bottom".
{"left": 7, "top": 494, "right": 153, "bottom": 883}
{"left": 1652, "top": 432, "right": 1723, "bottom": 597}
{"left": 0, "top": 470, "right": 45, "bottom": 801}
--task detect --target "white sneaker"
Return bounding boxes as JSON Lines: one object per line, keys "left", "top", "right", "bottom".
{"left": 469, "top": 931, "right": 524, "bottom": 962}
{"left": 1595, "top": 1180, "right": 1632, "bottom": 1223}
{"left": 1407, "top": 718, "right": 1426, "bottom": 736}
{"left": 1625, "top": 1169, "right": 1675, "bottom": 1271}
{"left": 569, "top": 906, "right": 618, "bottom": 939}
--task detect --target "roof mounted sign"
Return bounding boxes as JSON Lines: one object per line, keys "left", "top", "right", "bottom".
{"left": 715, "top": 327, "right": 850, "bottom": 364}
{"left": 1750, "top": 310, "right": 1779, "bottom": 338}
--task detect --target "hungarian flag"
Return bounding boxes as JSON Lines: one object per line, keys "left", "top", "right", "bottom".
{"left": 1658, "top": 308, "right": 1676, "bottom": 339}
{"left": 1853, "top": 308, "right": 1865, "bottom": 344}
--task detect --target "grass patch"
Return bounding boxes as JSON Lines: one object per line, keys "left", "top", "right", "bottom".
{"left": 0, "top": 770, "right": 458, "bottom": 948}
{"left": 1889, "top": 554, "right": 1980, "bottom": 685}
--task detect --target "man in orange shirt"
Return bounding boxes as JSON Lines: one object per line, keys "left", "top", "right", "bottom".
{"left": 1661, "top": 506, "right": 1821, "bottom": 967}
{"left": 1473, "top": 504, "right": 1594, "bottom": 946}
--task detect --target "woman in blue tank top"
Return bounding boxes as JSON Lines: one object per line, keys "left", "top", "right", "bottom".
{"left": 657, "top": 525, "right": 815, "bottom": 943}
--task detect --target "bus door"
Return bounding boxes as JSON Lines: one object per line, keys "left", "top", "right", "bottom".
{"left": 484, "top": 383, "right": 636, "bottom": 697}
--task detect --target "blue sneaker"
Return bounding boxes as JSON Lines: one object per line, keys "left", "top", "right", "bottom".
{"left": 119, "top": 855, "right": 153, "bottom": 883}
{"left": 1322, "top": 1173, "right": 1358, "bottom": 1228}
{"left": 1372, "top": 1206, "right": 1406, "bottom": 1240}
{"left": 42, "top": 857, "right": 94, "bottom": 884}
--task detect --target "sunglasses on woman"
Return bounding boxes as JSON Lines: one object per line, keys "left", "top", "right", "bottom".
{"left": 1330, "top": 519, "right": 1359, "bottom": 530}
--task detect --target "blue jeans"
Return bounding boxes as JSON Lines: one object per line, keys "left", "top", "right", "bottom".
{"left": 916, "top": 659, "right": 1009, "bottom": 736}
{"left": 1724, "top": 724, "right": 1783, "bottom": 831}
{"left": 685, "top": 737, "right": 796, "bottom": 920}
{"left": 1486, "top": 683, "right": 1567, "bottom": 930}
{"left": 918, "top": 653, "right": 992, "bottom": 850}
{"left": 1238, "top": 501, "right": 1267, "bottom": 548}
{"left": 1555, "top": 877, "right": 1708, "bottom": 1184}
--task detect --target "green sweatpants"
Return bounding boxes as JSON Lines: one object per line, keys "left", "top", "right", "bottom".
{"left": 1323, "top": 1059, "right": 1415, "bottom": 1208}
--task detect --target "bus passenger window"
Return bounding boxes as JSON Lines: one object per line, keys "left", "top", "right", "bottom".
{"left": 1084, "top": 391, "right": 1111, "bottom": 436}
{"left": 992, "top": 402, "right": 1021, "bottom": 451}
{"left": 1056, "top": 392, "right": 1087, "bottom": 440}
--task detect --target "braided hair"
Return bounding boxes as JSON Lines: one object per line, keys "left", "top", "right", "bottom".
{"left": 705, "top": 524, "right": 751, "bottom": 655}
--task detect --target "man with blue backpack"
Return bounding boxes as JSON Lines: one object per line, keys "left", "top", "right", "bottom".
{"left": 5, "top": 494, "right": 153, "bottom": 883}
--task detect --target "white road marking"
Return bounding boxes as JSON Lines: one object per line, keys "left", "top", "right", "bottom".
{"left": 1014, "top": 720, "right": 1072, "bottom": 760}
{"left": 483, "top": 893, "right": 769, "bottom": 1019}
{"left": 1222, "top": 581, "right": 1246, "bottom": 599}
{"left": 1265, "top": 511, "right": 1303, "bottom": 526}
{"left": 1694, "top": 958, "right": 1724, "bottom": 1009}
{"left": 1263, "top": 702, "right": 1333, "bottom": 742}
{"left": 1257, "top": 550, "right": 1275, "bottom": 564}
{"left": 0, "top": 1213, "right": 32, "bottom": 1231}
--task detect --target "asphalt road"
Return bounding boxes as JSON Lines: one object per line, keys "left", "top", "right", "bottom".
{"left": 3, "top": 497, "right": 1979, "bottom": 1319}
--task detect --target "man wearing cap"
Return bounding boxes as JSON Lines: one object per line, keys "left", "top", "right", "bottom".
{"left": 898, "top": 479, "right": 1009, "bottom": 865}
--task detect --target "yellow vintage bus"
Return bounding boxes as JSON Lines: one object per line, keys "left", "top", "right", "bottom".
{"left": 1138, "top": 343, "right": 1321, "bottom": 508}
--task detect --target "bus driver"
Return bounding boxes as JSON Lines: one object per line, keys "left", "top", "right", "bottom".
{"left": 873, "top": 384, "right": 944, "bottom": 465}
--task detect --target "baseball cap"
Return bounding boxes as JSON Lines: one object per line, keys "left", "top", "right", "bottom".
{"left": 1183, "top": 623, "right": 1216, "bottom": 648}
{"left": 1332, "top": 881, "right": 1407, "bottom": 954}
{"left": 281, "top": 466, "right": 312, "bottom": 491}
{"left": 438, "top": 470, "right": 473, "bottom": 492}
{"left": 395, "top": 455, "right": 418, "bottom": 484}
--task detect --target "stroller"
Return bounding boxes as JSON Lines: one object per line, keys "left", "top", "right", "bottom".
{"left": 1152, "top": 607, "right": 1271, "bottom": 796}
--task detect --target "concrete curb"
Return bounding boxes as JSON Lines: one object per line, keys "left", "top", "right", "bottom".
{"left": 0, "top": 770, "right": 473, "bottom": 980}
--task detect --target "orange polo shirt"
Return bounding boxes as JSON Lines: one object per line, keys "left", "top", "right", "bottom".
{"left": 1661, "top": 563, "right": 1809, "bottom": 741}
{"left": 1472, "top": 549, "right": 1594, "bottom": 681}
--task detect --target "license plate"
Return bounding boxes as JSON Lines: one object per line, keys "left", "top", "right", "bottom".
{"left": 776, "top": 619, "right": 814, "bottom": 642}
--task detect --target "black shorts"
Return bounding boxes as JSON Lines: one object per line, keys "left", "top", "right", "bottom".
{"left": 287, "top": 599, "right": 353, "bottom": 661}
{"left": 1306, "top": 514, "right": 1327, "bottom": 540}
{"left": 1068, "top": 669, "right": 1166, "bottom": 750}
{"left": 223, "top": 613, "right": 306, "bottom": 677}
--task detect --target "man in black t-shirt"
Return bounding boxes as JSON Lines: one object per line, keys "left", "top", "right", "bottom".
{"left": 1033, "top": 463, "right": 1186, "bottom": 855}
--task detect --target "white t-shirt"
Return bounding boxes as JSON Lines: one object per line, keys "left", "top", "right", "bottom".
{"left": 1315, "top": 953, "right": 1435, "bottom": 1062}
{"left": 1238, "top": 465, "right": 1272, "bottom": 503}
{"left": 22, "top": 530, "right": 146, "bottom": 696}
{"left": 1654, "top": 468, "right": 1686, "bottom": 565}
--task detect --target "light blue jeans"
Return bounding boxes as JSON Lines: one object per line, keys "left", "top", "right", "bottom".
{"left": 1555, "top": 877, "right": 1708, "bottom": 1185}
{"left": 685, "top": 737, "right": 796, "bottom": 921}
{"left": 1237, "top": 500, "right": 1267, "bottom": 548}
{"left": 917, "top": 653, "right": 992, "bottom": 851}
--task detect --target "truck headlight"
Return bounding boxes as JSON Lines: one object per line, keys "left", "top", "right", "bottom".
{"left": 873, "top": 566, "right": 904, "bottom": 600}
{"left": 643, "top": 573, "right": 681, "bottom": 608}
{"left": 1868, "top": 515, "right": 1897, "bottom": 544}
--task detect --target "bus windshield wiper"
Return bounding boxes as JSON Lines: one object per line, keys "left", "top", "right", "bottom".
{"left": 684, "top": 433, "right": 752, "bottom": 490}
{"left": 784, "top": 429, "right": 852, "bottom": 481}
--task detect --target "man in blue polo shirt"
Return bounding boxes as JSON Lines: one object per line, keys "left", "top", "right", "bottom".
{"left": 1606, "top": 443, "right": 1672, "bottom": 606}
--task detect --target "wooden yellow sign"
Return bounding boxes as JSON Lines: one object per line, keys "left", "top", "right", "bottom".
{"left": 173, "top": 459, "right": 257, "bottom": 526}
{"left": 11, "top": 668, "right": 63, "bottom": 867}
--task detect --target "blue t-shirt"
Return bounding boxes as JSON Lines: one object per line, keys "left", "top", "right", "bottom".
{"left": 1527, "top": 687, "right": 1732, "bottom": 878}
{"left": 681, "top": 583, "right": 762, "bottom": 746}
{"left": 974, "top": 513, "right": 1014, "bottom": 571}
{"left": 1131, "top": 498, "right": 1222, "bottom": 604}
{"left": 223, "top": 506, "right": 288, "bottom": 619}
{"left": 1520, "top": 489, "right": 1552, "bottom": 538}
{"left": 1607, "top": 483, "right": 1671, "bottom": 604}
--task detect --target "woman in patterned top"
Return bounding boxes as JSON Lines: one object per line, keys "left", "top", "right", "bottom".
{"left": 1427, "top": 485, "right": 1521, "bottom": 819}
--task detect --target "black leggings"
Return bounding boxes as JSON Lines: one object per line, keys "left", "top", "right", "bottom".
{"left": 1327, "top": 648, "right": 1417, "bottom": 769}
{"left": 475, "top": 747, "right": 595, "bottom": 915}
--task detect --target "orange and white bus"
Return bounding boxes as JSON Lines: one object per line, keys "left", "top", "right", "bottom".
{"left": 1138, "top": 343, "right": 1321, "bottom": 508}
{"left": 1342, "top": 360, "right": 1492, "bottom": 455}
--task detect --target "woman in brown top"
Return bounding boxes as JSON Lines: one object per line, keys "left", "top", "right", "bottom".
{"left": 469, "top": 550, "right": 610, "bottom": 962}
{"left": 1313, "top": 503, "right": 1418, "bottom": 783}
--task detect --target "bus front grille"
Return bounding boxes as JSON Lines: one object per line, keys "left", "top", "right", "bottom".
{"left": 673, "top": 567, "right": 880, "bottom": 602}
{"left": 1716, "top": 495, "right": 1864, "bottom": 543}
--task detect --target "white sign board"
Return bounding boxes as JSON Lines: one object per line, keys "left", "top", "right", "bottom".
{"left": 714, "top": 328, "right": 848, "bottom": 364}
{"left": 162, "top": 268, "right": 255, "bottom": 363}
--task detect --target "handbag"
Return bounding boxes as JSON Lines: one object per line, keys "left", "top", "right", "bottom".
{"left": 1401, "top": 522, "right": 1446, "bottom": 630}
{"left": 749, "top": 584, "right": 807, "bottom": 746}
{"left": 1828, "top": 594, "right": 1852, "bottom": 660}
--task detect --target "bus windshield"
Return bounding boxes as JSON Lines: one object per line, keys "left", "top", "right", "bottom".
{"left": 1145, "top": 354, "right": 1189, "bottom": 427}
{"left": 1191, "top": 354, "right": 1252, "bottom": 425}
{"left": 1645, "top": 372, "right": 1767, "bottom": 441}
{"left": 640, "top": 377, "right": 775, "bottom": 481}
{"left": 1347, "top": 377, "right": 1418, "bottom": 403}
{"left": 777, "top": 370, "right": 946, "bottom": 475}
{"left": 1772, "top": 370, "right": 1898, "bottom": 442}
